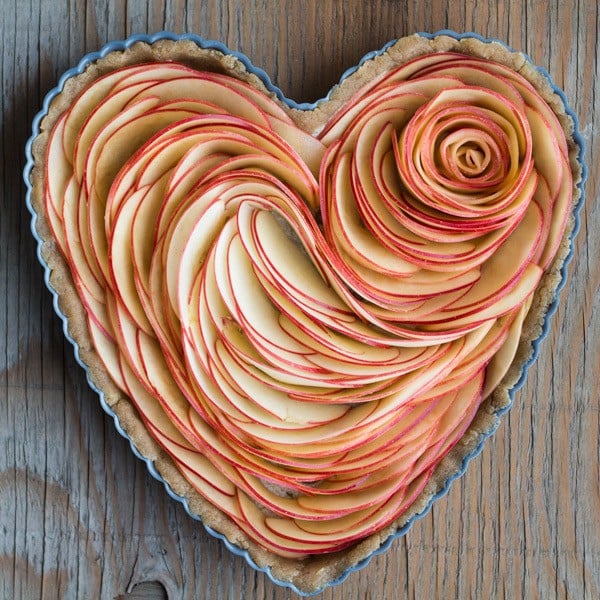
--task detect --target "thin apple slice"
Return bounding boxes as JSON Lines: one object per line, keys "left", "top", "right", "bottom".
{"left": 109, "top": 185, "right": 156, "bottom": 334}
{"left": 482, "top": 297, "right": 532, "bottom": 398}
{"left": 61, "top": 176, "right": 104, "bottom": 303}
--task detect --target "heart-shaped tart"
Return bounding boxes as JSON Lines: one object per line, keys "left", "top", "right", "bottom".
{"left": 25, "top": 31, "right": 584, "bottom": 594}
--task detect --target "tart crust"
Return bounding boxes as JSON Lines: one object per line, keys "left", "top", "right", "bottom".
{"left": 28, "top": 33, "right": 583, "bottom": 593}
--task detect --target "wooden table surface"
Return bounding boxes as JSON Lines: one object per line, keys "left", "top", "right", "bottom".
{"left": 1, "top": 1, "right": 598, "bottom": 598}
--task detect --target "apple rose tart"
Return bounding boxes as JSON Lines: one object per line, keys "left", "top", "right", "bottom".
{"left": 27, "top": 32, "right": 583, "bottom": 593}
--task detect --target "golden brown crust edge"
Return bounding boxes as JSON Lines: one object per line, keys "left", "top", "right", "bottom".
{"left": 28, "top": 34, "right": 583, "bottom": 593}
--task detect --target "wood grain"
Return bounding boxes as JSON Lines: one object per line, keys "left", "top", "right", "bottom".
{"left": 1, "top": 0, "right": 598, "bottom": 598}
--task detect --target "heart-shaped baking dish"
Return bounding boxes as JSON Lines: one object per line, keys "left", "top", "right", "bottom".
{"left": 24, "top": 30, "right": 586, "bottom": 595}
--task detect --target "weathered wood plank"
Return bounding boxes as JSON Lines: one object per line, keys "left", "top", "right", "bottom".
{"left": 0, "top": 0, "right": 598, "bottom": 598}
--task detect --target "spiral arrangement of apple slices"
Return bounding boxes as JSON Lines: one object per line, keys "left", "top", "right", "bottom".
{"left": 44, "top": 52, "right": 572, "bottom": 557}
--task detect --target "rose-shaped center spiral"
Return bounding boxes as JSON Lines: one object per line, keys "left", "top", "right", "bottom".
{"left": 395, "top": 88, "right": 533, "bottom": 222}
{"left": 437, "top": 124, "right": 503, "bottom": 180}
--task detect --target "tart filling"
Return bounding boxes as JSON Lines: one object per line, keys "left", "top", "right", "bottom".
{"left": 29, "top": 33, "right": 583, "bottom": 592}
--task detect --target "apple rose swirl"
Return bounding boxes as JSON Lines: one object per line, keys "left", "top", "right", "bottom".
{"left": 42, "top": 53, "right": 573, "bottom": 557}
{"left": 319, "top": 52, "right": 573, "bottom": 339}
